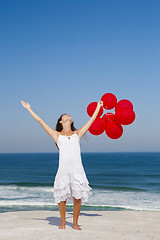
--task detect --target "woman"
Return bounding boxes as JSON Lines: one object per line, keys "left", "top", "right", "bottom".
{"left": 21, "top": 100, "right": 103, "bottom": 230}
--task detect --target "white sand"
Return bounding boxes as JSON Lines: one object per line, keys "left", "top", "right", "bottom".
{"left": 0, "top": 210, "right": 160, "bottom": 240}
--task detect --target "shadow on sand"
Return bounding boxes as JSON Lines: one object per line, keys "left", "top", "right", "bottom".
{"left": 32, "top": 211, "right": 102, "bottom": 229}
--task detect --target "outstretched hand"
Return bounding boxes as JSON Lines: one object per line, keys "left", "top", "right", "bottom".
{"left": 21, "top": 100, "right": 31, "bottom": 109}
{"left": 97, "top": 100, "right": 103, "bottom": 107}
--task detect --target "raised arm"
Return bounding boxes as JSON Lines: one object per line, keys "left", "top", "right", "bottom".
{"left": 77, "top": 100, "right": 103, "bottom": 139}
{"left": 21, "top": 100, "right": 58, "bottom": 140}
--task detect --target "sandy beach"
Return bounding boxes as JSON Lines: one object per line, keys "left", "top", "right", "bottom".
{"left": 0, "top": 210, "right": 160, "bottom": 240}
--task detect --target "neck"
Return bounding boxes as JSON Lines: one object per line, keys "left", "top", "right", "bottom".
{"left": 62, "top": 123, "right": 72, "bottom": 132}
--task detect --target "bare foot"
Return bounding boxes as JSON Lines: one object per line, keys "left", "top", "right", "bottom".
{"left": 58, "top": 222, "right": 65, "bottom": 229}
{"left": 73, "top": 223, "right": 81, "bottom": 230}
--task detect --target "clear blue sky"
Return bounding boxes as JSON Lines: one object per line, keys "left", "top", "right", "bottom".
{"left": 1, "top": 0, "right": 160, "bottom": 153}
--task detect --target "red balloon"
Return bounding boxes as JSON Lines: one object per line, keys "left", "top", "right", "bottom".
{"left": 102, "top": 113, "right": 115, "bottom": 124}
{"left": 89, "top": 117, "right": 105, "bottom": 135}
{"left": 115, "top": 99, "right": 133, "bottom": 112}
{"left": 105, "top": 121, "right": 123, "bottom": 139}
{"left": 115, "top": 108, "right": 136, "bottom": 125}
{"left": 101, "top": 93, "right": 117, "bottom": 110}
{"left": 87, "top": 102, "right": 103, "bottom": 117}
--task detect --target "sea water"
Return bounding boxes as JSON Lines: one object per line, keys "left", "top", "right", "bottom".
{"left": 0, "top": 152, "right": 160, "bottom": 213}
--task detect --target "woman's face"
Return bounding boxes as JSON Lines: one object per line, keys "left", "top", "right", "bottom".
{"left": 61, "top": 114, "right": 72, "bottom": 124}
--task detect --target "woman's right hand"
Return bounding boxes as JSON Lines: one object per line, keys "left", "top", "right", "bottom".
{"left": 21, "top": 100, "right": 31, "bottom": 109}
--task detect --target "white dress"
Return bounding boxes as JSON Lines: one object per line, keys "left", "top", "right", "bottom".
{"left": 53, "top": 131, "right": 92, "bottom": 204}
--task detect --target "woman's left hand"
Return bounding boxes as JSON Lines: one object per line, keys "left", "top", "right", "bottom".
{"left": 97, "top": 100, "right": 103, "bottom": 107}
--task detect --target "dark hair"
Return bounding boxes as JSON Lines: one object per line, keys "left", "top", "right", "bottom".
{"left": 55, "top": 113, "right": 77, "bottom": 149}
{"left": 56, "top": 113, "right": 77, "bottom": 132}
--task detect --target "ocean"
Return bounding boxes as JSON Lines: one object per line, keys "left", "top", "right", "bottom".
{"left": 0, "top": 152, "right": 160, "bottom": 213}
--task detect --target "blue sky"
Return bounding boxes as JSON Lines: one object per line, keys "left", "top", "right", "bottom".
{"left": 1, "top": 0, "right": 160, "bottom": 153}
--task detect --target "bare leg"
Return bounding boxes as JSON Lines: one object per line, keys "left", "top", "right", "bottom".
{"left": 58, "top": 200, "right": 66, "bottom": 229}
{"left": 73, "top": 197, "right": 82, "bottom": 230}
